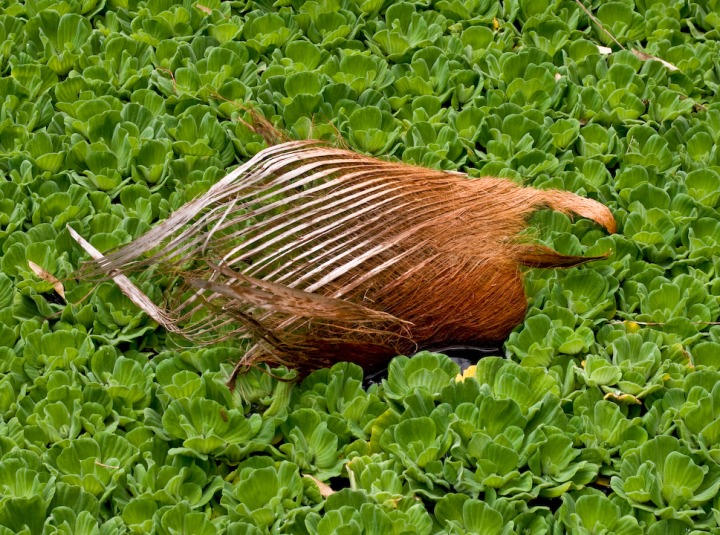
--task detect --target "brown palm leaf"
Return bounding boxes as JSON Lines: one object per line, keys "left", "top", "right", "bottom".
{"left": 75, "top": 139, "right": 615, "bottom": 376}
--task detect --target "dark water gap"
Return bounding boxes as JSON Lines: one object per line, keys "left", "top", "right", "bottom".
{"left": 362, "top": 345, "right": 505, "bottom": 389}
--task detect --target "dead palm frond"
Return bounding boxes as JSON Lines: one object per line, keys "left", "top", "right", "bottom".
{"left": 74, "top": 137, "right": 616, "bottom": 377}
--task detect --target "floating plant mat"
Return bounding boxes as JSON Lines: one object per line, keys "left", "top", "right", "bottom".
{"left": 1, "top": 0, "right": 720, "bottom": 533}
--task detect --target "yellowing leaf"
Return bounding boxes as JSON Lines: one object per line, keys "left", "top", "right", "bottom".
{"left": 603, "top": 392, "right": 641, "bottom": 405}
{"left": 303, "top": 474, "right": 334, "bottom": 497}
{"left": 28, "top": 260, "right": 65, "bottom": 300}
{"left": 456, "top": 365, "right": 477, "bottom": 382}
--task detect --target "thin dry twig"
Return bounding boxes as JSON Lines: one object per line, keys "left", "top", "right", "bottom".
{"left": 573, "top": 0, "right": 708, "bottom": 114}
{"left": 208, "top": 88, "right": 343, "bottom": 146}
{"left": 157, "top": 67, "right": 177, "bottom": 94}
{"left": 574, "top": 0, "right": 683, "bottom": 73}
{"left": 209, "top": 91, "right": 287, "bottom": 145}
{"left": 95, "top": 461, "right": 120, "bottom": 469}
{"left": 678, "top": 94, "right": 708, "bottom": 112}
{"left": 611, "top": 319, "right": 720, "bottom": 326}
{"left": 574, "top": 0, "right": 625, "bottom": 50}
{"left": 631, "top": 49, "right": 679, "bottom": 72}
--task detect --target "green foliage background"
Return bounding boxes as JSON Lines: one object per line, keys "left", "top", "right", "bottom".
{"left": 3, "top": 0, "right": 720, "bottom": 532}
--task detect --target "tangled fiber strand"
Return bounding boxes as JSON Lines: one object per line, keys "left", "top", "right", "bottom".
{"left": 77, "top": 138, "right": 616, "bottom": 376}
